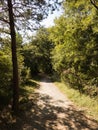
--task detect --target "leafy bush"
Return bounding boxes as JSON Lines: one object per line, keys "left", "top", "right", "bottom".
{"left": 0, "top": 51, "right": 12, "bottom": 90}
{"left": 20, "top": 67, "right": 31, "bottom": 84}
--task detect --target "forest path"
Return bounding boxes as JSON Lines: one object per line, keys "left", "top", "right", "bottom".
{"left": 35, "top": 77, "right": 98, "bottom": 130}
{"left": 1, "top": 77, "right": 98, "bottom": 130}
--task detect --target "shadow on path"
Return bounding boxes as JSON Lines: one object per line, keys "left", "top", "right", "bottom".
{"left": 0, "top": 91, "right": 98, "bottom": 130}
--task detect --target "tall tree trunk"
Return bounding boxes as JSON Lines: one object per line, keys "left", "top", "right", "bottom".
{"left": 7, "top": 0, "right": 19, "bottom": 112}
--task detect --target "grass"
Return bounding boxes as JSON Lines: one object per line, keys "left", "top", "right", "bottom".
{"left": 19, "top": 79, "right": 40, "bottom": 103}
{"left": 0, "top": 79, "right": 39, "bottom": 110}
{"left": 0, "top": 78, "right": 40, "bottom": 129}
{"left": 55, "top": 81, "right": 98, "bottom": 121}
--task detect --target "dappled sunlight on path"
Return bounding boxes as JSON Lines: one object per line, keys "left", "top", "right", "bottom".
{"left": 35, "top": 80, "right": 98, "bottom": 130}
{"left": 0, "top": 78, "right": 98, "bottom": 130}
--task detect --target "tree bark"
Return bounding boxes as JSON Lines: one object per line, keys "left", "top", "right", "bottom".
{"left": 7, "top": 0, "right": 19, "bottom": 112}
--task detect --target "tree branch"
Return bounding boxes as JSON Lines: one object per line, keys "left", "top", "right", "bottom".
{"left": 0, "top": 17, "right": 9, "bottom": 24}
{"left": 90, "top": 0, "right": 98, "bottom": 9}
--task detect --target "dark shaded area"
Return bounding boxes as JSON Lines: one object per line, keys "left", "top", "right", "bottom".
{"left": 37, "top": 73, "right": 53, "bottom": 83}
{"left": 0, "top": 92, "right": 12, "bottom": 110}
{"left": 0, "top": 79, "right": 39, "bottom": 111}
{"left": 0, "top": 60, "right": 41, "bottom": 118}
{"left": 24, "top": 80, "right": 39, "bottom": 88}
{"left": 0, "top": 90, "right": 98, "bottom": 130}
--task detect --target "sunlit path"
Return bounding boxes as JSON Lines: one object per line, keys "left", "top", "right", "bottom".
{"left": 0, "top": 77, "right": 98, "bottom": 130}
{"left": 34, "top": 78, "right": 98, "bottom": 130}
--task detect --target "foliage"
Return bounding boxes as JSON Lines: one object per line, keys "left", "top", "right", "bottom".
{"left": 55, "top": 81, "right": 98, "bottom": 120}
{"left": 0, "top": 51, "right": 12, "bottom": 90}
{"left": 0, "top": 0, "right": 61, "bottom": 36}
{"left": 22, "top": 27, "right": 53, "bottom": 76}
{"left": 16, "top": 33, "right": 31, "bottom": 84}
{"left": 49, "top": 0, "right": 98, "bottom": 96}
{"left": 0, "top": 34, "right": 30, "bottom": 87}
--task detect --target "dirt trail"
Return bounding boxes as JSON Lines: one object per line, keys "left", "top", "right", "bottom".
{"left": 35, "top": 77, "right": 98, "bottom": 130}
{"left": 0, "top": 77, "right": 98, "bottom": 130}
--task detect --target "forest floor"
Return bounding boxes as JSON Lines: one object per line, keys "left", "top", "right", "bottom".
{"left": 0, "top": 76, "right": 98, "bottom": 130}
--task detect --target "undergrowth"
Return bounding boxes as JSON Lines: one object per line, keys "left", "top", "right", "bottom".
{"left": 55, "top": 82, "right": 98, "bottom": 121}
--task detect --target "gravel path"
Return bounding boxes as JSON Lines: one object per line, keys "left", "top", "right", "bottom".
{"left": 35, "top": 78, "right": 98, "bottom": 130}
{"left": 1, "top": 77, "right": 98, "bottom": 130}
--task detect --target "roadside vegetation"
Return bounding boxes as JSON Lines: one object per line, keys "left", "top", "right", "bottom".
{"left": 55, "top": 81, "right": 98, "bottom": 121}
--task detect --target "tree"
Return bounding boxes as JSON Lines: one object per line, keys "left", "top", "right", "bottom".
{"left": 22, "top": 27, "right": 53, "bottom": 76}
{"left": 0, "top": 0, "right": 61, "bottom": 112}
{"left": 49, "top": 0, "right": 98, "bottom": 96}
{"left": 7, "top": 0, "right": 19, "bottom": 112}
{"left": 32, "top": 27, "right": 53, "bottom": 74}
